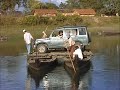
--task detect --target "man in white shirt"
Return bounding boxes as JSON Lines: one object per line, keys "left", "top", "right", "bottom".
{"left": 73, "top": 45, "right": 83, "bottom": 60}
{"left": 23, "top": 29, "right": 33, "bottom": 54}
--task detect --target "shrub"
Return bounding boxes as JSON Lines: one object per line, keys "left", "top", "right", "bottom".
{"left": 65, "top": 15, "right": 83, "bottom": 25}
{"left": 23, "top": 15, "right": 39, "bottom": 25}
{"left": 38, "top": 16, "right": 49, "bottom": 25}
{"left": 0, "top": 15, "right": 17, "bottom": 25}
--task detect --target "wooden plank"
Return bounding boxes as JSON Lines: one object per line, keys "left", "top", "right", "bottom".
{"left": 27, "top": 50, "right": 93, "bottom": 63}
{"left": 28, "top": 51, "right": 69, "bottom": 60}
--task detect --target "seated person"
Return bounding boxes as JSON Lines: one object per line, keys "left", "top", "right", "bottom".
{"left": 57, "top": 30, "right": 63, "bottom": 38}
{"left": 73, "top": 45, "right": 83, "bottom": 60}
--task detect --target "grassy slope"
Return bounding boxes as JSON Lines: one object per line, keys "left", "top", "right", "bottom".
{"left": 0, "top": 16, "right": 119, "bottom": 41}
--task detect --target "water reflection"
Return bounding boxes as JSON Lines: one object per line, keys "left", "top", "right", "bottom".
{"left": 0, "top": 56, "right": 27, "bottom": 90}
{"left": 66, "top": 60, "right": 92, "bottom": 90}
{"left": 90, "top": 35, "right": 120, "bottom": 90}
{"left": 27, "top": 62, "right": 91, "bottom": 90}
{"left": 26, "top": 65, "right": 70, "bottom": 90}
{"left": 91, "top": 36, "right": 120, "bottom": 70}
{"left": 27, "top": 63, "right": 56, "bottom": 89}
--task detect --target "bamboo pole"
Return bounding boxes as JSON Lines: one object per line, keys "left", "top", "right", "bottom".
{"left": 67, "top": 48, "right": 76, "bottom": 73}
{"left": 64, "top": 40, "right": 76, "bottom": 73}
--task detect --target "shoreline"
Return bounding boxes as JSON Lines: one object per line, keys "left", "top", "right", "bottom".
{"left": 0, "top": 25, "right": 119, "bottom": 41}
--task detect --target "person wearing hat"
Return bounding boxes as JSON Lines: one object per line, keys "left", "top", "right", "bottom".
{"left": 23, "top": 29, "right": 33, "bottom": 54}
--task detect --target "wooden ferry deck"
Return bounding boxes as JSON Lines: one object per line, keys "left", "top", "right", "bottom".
{"left": 27, "top": 51, "right": 70, "bottom": 64}
{"left": 27, "top": 50, "right": 93, "bottom": 64}
{"left": 28, "top": 51, "right": 69, "bottom": 59}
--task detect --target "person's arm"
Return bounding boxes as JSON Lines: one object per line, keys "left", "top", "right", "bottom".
{"left": 24, "top": 34, "right": 25, "bottom": 41}
{"left": 30, "top": 33, "right": 33, "bottom": 39}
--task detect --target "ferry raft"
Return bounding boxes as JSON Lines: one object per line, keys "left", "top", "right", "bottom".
{"left": 27, "top": 50, "right": 93, "bottom": 71}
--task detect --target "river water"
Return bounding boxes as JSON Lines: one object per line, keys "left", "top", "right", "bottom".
{"left": 0, "top": 36, "right": 119, "bottom": 90}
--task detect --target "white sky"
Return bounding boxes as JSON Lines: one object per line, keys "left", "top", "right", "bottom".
{"left": 41, "top": 0, "right": 67, "bottom": 5}
{"left": 51, "top": 0, "right": 67, "bottom": 3}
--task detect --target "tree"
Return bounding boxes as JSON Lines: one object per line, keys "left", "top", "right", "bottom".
{"left": 115, "top": 0, "right": 120, "bottom": 15}
{"left": 59, "top": 2, "right": 67, "bottom": 9}
{"left": 45, "top": 3, "right": 58, "bottom": 9}
{"left": 0, "top": 0, "right": 27, "bottom": 11}
{"left": 62, "top": 0, "right": 120, "bottom": 15}
{"left": 110, "top": 0, "right": 120, "bottom": 15}
{"left": 27, "top": 1, "right": 58, "bottom": 12}
{"left": 62, "top": 0, "right": 103, "bottom": 9}
{"left": 100, "top": 0, "right": 120, "bottom": 15}
{"left": 65, "top": 0, "right": 81, "bottom": 9}
{"left": 27, "top": 0, "right": 44, "bottom": 11}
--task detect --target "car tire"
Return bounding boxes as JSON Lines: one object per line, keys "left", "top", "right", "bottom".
{"left": 37, "top": 44, "right": 48, "bottom": 53}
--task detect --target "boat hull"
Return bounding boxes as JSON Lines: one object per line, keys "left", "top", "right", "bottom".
{"left": 28, "top": 58, "right": 58, "bottom": 71}
{"left": 64, "top": 56, "right": 91, "bottom": 77}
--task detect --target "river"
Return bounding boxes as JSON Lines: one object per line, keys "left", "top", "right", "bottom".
{"left": 0, "top": 35, "right": 119, "bottom": 90}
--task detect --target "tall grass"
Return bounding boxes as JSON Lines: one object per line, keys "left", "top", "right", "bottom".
{"left": 0, "top": 16, "right": 119, "bottom": 41}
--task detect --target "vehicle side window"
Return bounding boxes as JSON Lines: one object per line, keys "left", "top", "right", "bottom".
{"left": 51, "top": 30, "right": 64, "bottom": 38}
{"left": 71, "top": 29, "right": 77, "bottom": 35}
{"left": 65, "top": 29, "right": 77, "bottom": 36}
{"left": 51, "top": 30, "right": 59, "bottom": 37}
{"left": 79, "top": 28, "right": 86, "bottom": 35}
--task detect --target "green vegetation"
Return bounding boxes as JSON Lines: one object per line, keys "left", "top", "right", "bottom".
{"left": 90, "top": 36, "right": 120, "bottom": 53}
{"left": 0, "top": 0, "right": 27, "bottom": 11}
{"left": 0, "top": 0, "right": 119, "bottom": 55}
{"left": 0, "top": 0, "right": 120, "bottom": 15}
{"left": 0, "top": 15, "right": 119, "bottom": 55}
{"left": 0, "top": 15, "right": 119, "bottom": 26}
{"left": 0, "top": 16, "right": 119, "bottom": 37}
{"left": 61, "top": 0, "right": 120, "bottom": 15}
{"left": 0, "top": 15, "right": 84, "bottom": 26}
{"left": 27, "top": 0, "right": 58, "bottom": 11}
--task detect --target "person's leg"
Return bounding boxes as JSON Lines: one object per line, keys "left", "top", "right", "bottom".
{"left": 30, "top": 43, "right": 33, "bottom": 53}
{"left": 26, "top": 44, "right": 30, "bottom": 54}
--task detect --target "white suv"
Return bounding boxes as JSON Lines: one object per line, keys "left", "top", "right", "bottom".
{"left": 34, "top": 26, "right": 91, "bottom": 53}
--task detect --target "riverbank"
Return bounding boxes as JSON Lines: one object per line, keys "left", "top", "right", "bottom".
{"left": 0, "top": 16, "right": 120, "bottom": 42}
{"left": 88, "top": 25, "right": 120, "bottom": 36}
{"left": 0, "top": 24, "right": 119, "bottom": 39}
{"left": 0, "top": 24, "right": 119, "bottom": 56}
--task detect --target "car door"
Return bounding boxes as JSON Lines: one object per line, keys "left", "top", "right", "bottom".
{"left": 49, "top": 30, "right": 65, "bottom": 48}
